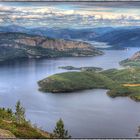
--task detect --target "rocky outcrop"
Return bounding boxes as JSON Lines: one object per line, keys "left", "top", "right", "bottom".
{"left": 129, "top": 51, "right": 140, "bottom": 61}
{"left": 0, "top": 32, "right": 103, "bottom": 62}
{"left": 119, "top": 51, "right": 140, "bottom": 67}
{"left": 0, "top": 128, "right": 15, "bottom": 138}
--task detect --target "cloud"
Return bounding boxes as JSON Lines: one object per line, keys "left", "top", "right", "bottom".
{"left": 0, "top": 2, "right": 140, "bottom": 28}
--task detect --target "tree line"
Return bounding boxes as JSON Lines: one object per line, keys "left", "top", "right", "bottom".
{"left": 14, "top": 100, "right": 71, "bottom": 139}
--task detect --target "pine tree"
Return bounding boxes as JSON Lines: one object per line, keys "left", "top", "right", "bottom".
{"left": 7, "top": 108, "right": 12, "bottom": 114}
{"left": 15, "top": 100, "right": 25, "bottom": 124}
{"left": 52, "top": 118, "right": 71, "bottom": 139}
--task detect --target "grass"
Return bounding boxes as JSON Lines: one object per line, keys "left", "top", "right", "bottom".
{"left": 0, "top": 108, "right": 49, "bottom": 139}
{"left": 123, "top": 84, "right": 140, "bottom": 87}
{"left": 120, "top": 59, "right": 140, "bottom": 67}
{"left": 101, "top": 68, "right": 140, "bottom": 84}
{"left": 38, "top": 71, "right": 116, "bottom": 93}
{"left": 38, "top": 68, "right": 140, "bottom": 101}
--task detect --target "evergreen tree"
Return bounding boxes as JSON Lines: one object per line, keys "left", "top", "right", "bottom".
{"left": 7, "top": 108, "right": 12, "bottom": 114}
{"left": 15, "top": 100, "right": 25, "bottom": 124}
{"left": 52, "top": 118, "right": 71, "bottom": 139}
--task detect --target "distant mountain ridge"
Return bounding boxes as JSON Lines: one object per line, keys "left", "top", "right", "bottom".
{"left": 0, "top": 25, "right": 114, "bottom": 40}
{"left": 1, "top": 25, "right": 140, "bottom": 50}
{"left": 0, "top": 32, "right": 102, "bottom": 62}
{"left": 94, "top": 28, "right": 140, "bottom": 49}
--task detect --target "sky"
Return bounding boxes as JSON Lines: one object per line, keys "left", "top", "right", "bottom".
{"left": 0, "top": 2, "right": 140, "bottom": 28}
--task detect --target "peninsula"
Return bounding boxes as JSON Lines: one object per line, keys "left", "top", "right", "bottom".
{"left": 38, "top": 68, "right": 140, "bottom": 101}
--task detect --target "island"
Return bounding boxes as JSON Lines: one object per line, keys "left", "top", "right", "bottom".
{"left": 58, "top": 66, "right": 103, "bottom": 71}
{"left": 38, "top": 68, "right": 140, "bottom": 101}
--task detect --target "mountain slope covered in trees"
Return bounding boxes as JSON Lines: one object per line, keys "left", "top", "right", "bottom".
{"left": 120, "top": 51, "right": 140, "bottom": 67}
{"left": 38, "top": 68, "right": 140, "bottom": 101}
{"left": 0, "top": 32, "right": 102, "bottom": 62}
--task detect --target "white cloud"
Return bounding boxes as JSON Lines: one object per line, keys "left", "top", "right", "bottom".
{"left": 0, "top": 2, "right": 140, "bottom": 28}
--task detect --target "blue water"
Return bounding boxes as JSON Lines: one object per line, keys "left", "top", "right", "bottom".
{"left": 0, "top": 47, "right": 140, "bottom": 138}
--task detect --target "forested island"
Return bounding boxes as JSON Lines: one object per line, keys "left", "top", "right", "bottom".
{"left": 59, "top": 66, "right": 103, "bottom": 71}
{"left": 38, "top": 67, "right": 140, "bottom": 101}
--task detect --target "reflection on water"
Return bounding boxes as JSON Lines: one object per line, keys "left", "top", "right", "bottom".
{"left": 0, "top": 48, "right": 140, "bottom": 138}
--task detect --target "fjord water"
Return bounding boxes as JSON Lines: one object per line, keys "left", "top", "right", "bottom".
{"left": 0, "top": 47, "right": 140, "bottom": 138}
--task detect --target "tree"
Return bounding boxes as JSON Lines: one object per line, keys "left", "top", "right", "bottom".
{"left": 52, "top": 118, "right": 71, "bottom": 139}
{"left": 7, "top": 108, "right": 12, "bottom": 114}
{"left": 15, "top": 100, "right": 25, "bottom": 124}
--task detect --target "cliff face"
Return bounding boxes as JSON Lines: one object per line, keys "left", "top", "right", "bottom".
{"left": 119, "top": 51, "right": 140, "bottom": 67}
{"left": 129, "top": 51, "right": 140, "bottom": 61}
{"left": 0, "top": 32, "right": 103, "bottom": 61}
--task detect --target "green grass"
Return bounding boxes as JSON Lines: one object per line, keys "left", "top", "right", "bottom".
{"left": 38, "top": 68, "right": 140, "bottom": 101}
{"left": 101, "top": 68, "right": 140, "bottom": 84}
{"left": 38, "top": 71, "right": 116, "bottom": 93}
{"left": 125, "top": 86, "right": 140, "bottom": 101}
{"left": 0, "top": 108, "right": 49, "bottom": 138}
{"left": 120, "top": 59, "right": 140, "bottom": 67}
{"left": 102, "top": 68, "right": 140, "bottom": 100}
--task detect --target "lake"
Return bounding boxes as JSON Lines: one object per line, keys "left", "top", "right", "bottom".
{"left": 0, "top": 47, "right": 140, "bottom": 138}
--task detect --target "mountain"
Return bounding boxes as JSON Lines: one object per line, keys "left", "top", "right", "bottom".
{"left": 120, "top": 51, "right": 140, "bottom": 67}
{"left": 31, "top": 27, "right": 114, "bottom": 40}
{"left": 129, "top": 51, "right": 140, "bottom": 61}
{"left": 0, "top": 32, "right": 102, "bottom": 62}
{"left": 0, "top": 25, "right": 114, "bottom": 40}
{"left": 0, "top": 25, "right": 29, "bottom": 33}
{"left": 95, "top": 28, "right": 140, "bottom": 49}
{"left": 1, "top": 25, "right": 140, "bottom": 49}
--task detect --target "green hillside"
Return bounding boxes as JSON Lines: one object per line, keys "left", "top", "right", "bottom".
{"left": 38, "top": 68, "right": 140, "bottom": 101}
{"left": 38, "top": 71, "right": 116, "bottom": 93}
{"left": 0, "top": 107, "right": 49, "bottom": 139}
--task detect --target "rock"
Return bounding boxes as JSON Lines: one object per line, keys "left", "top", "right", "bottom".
{"left": 129, "top": 51, "right": 140, "bottom": 61}
{"left": 0, "top": 128, "right": 16, "bottom": 138}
